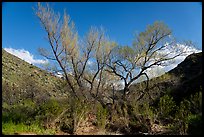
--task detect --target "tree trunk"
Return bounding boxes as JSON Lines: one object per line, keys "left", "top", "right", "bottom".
{"left": 123, "top": 85, "right": 129, "bottom": 101}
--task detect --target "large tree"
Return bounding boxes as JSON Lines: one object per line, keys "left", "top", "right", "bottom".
{"left": 35, "top": 3, "right": 191, "bottom": 103}
{"left": 34, "top": 3, "right": 115, "bottom": 102}
{"left": 106, "top": 21, "right": 189, "bottom": 100}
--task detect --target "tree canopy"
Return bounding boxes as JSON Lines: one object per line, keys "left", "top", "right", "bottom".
{"left": 35, "top": 3, "right": 190, "bottom": 102}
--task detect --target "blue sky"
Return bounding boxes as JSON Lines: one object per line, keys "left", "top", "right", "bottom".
{"left": 2, "top": 2, "right": 202, "bottom": 70}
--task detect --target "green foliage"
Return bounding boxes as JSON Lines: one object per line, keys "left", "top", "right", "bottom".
{"left": 2, "top": 98, "right": 37, "bottom": 124}
{"left": 130, "top": 101, "right": 155, "bottom": 122}
{"left": 174, "top": 99, "right": 192, "bottom": 134}
{"left": 2, "top": 121, "right": 56, "bottom": 135}
{"left": 72, "top": 99, "right": 91, "bottom": 131}
{"left": 35, "top": 97, "right": 64, "bottom": 128}
{"left": 118, "top": 45, "right": 135, "bottom": 61}
{"left": 157, "top": 95, "right": 177, "bottom": 119}
{"left": 126, "top": 100, "right": 156, "bottom": 133}
{"left": 105, "top": 102, "right": 133, "bottom": 133}
{"left": 173, "top": 90, "right": 202, "bottom": 135}
{"left": 133, "top": 21, "right": 171, "bottom": 50}
{"left": 2, "top": 97, "right": 69, "bottom": 134}
{"left": 37, "top": 98, "right": 62, "bottom": 116}
{"left": 2, "top": 98, "right": 56, "bottom": 134}
{"left": 187, "top": 114, "right": 202, "bottom": 135}
{"left": 176, "top": 99, "right": 192, "bottom": 120}
{"left": 189, "top": 91, "right": 202, "bottom": 114}
{"left": 140, "top": 103, "right": 155, "bottom": 122}
{"left": 159, "top": 73, "right": 173, "bottom": 81}
{"left": 59, "top": 99, "right": 93, "bottom": 134}
{"left": 2, "top": 102, "right": 11, "bottom": 112}
{"left": 96, "top": 103, "right": 108, "bottom": 129}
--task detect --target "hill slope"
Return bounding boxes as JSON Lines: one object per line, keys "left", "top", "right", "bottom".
{"left": 128, "top": 52, "right": 202, "bottom": 104}
{"left": 2, "top": 49, "right": 202, "bottom": 135}
{"left": 2, "top": 49, "right": 68, "bottom": 105}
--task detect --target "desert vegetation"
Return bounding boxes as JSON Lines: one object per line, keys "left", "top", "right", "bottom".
{"left": 2, "top": 2, "right": 202, "bottom": 135}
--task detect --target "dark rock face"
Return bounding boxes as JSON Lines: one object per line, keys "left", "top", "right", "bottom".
{"left": 168, "top": 52, "right": 202, "bottom": 103}
{"left": 169, "top": 52, "right": 202, "bottom": 78}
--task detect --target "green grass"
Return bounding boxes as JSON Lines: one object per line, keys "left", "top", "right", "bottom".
{"left": 2, "top": 121, "right": 56, "bottom": 135}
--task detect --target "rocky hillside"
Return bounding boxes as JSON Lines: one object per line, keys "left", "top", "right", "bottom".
{"left": 168, "top": 52, "right": 202, "bottom": 102}
{"left": 2, "top": 49, "right": 69, "bottom": 105}
{"left": 128, "top": 52, "right": 202, "bottom": 104}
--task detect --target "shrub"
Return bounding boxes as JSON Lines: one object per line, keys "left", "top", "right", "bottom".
{"left": 174, "top": 99, "right": 191, "bottom": 134}
{"left": 2, "top": 99, "right": 36, "bottom": 124}
{"left": 174, "top": 90, "right": 202, "bottom": 135}
{"left": 96, "top": 103, "right": 108, "bottom": 129}
{"left": 126, "top": 100, "right": 157, "bottom": 134}
{"left": 187, "top": 114, "right": 202, "bottom": 135}
{"left": 157, "top": 95, "right": 177, "bottom": 121}
{"left": 189, "top": 91, "right": 202, "bottom": 114}
{"left": 35, "top": 97, "right": 64, "bottom": 128}
{"left": 59, "top": 98, "right": 92, "bottom": 134}
{"left": 140, "top": 103, "right": 155, "bottom": 122}
{"left": 72, "top": 99, "right": 91, "bottom": 133}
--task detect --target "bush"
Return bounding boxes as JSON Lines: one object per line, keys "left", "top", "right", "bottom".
{"left": 174, "top": 99, "right": 192, "bottom": 134}
{"left": 189, "top": 91, "right": 202, "bottom": 114}
{"left": 36, "top": 98, "right": 62, "bottom": 116}
{"left": 126, "top": 100, "right": 156, "bottom": 134}
{"left": 2, "top": 81, "right": 21, "bottom": 105}
{"left": 157, "top": 95, "right": 177, "bottom": 121}
{"left": 187, "top": 114, "right": 202, "bottom": 135}
{"left": 72, "top": 99, "right": 91, "bottom": 133}
{"left": 174, "top": 90, "right": 202, "bottom": 135}
{"left": 2, "top": 95, "right": 70, "bottom": 134}
{"left": 140, "top": 103, "right": 155, "bottom": 122}
{"left": 35, "top": 97, "right": 64, "bottom": 129}
{"left": 96, "top": 103, "right": 108, "bottom": 129}
{"left": 2, "top": 99, "right": 36, "bottom": 124}
{"left": 59, "top": 98, "right": 92, "bottom": 134}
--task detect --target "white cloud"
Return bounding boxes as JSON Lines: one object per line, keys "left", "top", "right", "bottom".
{"left": 55, "top": 72, "right": 64, "bottom": 78}
{"left": 87, "top": 60, "right": 93, "bottom": 65}
{"left": 4, "top": 48, "right": 48, "bottom": 64}
{"left": 145, "top": 43, "right": 202, "bottom": 79}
